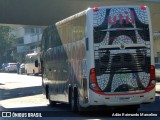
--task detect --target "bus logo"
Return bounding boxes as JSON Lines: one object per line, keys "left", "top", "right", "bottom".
{"left": 120, "top": 44, "right": 125, "bottom": 49}
{"left": 108, "top": 10, "right": 135, "bottom": 25}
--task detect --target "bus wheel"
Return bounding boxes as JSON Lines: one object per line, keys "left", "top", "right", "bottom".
{"left": 45, "top": 86, "right": 49, "bottom": 99}
{"left": 49, "top": 97, "right": 56, "bottom": 106}
{"left": 76, "top": 91, "right": 84, "bottom": 112}
{"left": 71, "top": 88, "right": 78, "bottom": 112}
{"left": 69, "top": 87, "right": 72, "bottom": 107}
{"left": 47, "top": 87, "right": 56, "bottom": 106}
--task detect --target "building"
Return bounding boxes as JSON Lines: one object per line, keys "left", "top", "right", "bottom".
{"left": 11, "top": 26, "right": 45, "bottom": 63}
{"left": 11, "top": 28, "right": 160, "bottom": 63}
{"left": 153, "top": 32, "right": 160, "bottom": 63}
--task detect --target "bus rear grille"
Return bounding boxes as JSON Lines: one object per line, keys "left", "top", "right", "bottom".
{"left": 99, "top": 65, "right": 146, "bottom": 74}
{"left": 95, "top": 51, "right": 147, "bottom": 74}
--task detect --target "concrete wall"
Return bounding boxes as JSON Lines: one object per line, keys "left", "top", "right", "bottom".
{"left": 0, "top": 0, "right": 159, "bottom": 32}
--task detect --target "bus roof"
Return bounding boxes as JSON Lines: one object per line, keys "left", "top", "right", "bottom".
{"left": 55, "top": 5, "right": 148, "bottom": 27}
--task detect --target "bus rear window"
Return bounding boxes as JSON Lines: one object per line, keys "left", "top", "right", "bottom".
{"left": 93, "top": 7, "right": 149, "bottom": 44}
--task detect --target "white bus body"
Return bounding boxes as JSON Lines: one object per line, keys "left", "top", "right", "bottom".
{"left": 25, "top": 52, "right": 41, "bottom": 75}
{"left": 41, "top": 6, "right": 155, "bottom": 112}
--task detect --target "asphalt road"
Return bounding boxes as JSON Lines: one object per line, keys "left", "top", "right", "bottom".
{"left": 0, "top": 73, "right": 160, "bottom": 120}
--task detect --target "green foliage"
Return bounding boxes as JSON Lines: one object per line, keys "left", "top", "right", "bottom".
{"left": 0, "top": 26, "right": 15, "bottom": 63}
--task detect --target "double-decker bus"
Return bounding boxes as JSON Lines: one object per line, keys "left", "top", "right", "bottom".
{"left": 25, "top": 52, "right": 41, "bottom": 75}
{"left": 40, "top": 5, "right": 155, "bottom": 112}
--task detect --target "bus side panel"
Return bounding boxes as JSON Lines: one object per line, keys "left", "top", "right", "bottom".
{"left": 78, "top": 9, "right": 94, "bottom": 107}
{"left": 46, "top": 14, "right": 89, "bottom": 103}
{"left": 147, "top": 7, "right": 154, "bottom": 65}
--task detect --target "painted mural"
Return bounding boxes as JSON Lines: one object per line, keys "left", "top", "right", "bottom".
{"left": 93, "top": 7, "right": 151, "bottom": 93}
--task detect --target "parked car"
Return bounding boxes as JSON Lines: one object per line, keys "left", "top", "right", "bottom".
{"left": 5, "top": 63, "right": 17, "bottom": 73}
{"left": 155, "top": 63, "right": 160, "bottom": 82}
{"left": 1, "top": 63, "right": 8, "bottom": 72}
{"left": 19, "top": 63, "right": 25, "bottom": 74}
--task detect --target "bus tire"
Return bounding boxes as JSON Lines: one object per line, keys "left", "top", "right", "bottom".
{"left": 71, "top": 87, "right": 84, "bottom": 112}
{"left": 68, "top": 87, "right": 72, "bottom": 106}
{"left": 45, "top": 86, "right": 49, "bottom": 99}
{"left": 71, "top": 88, "right": 78, "bottom": 112}
{"left": 47, "top": 87, "right": 56, "bottom": 106}
{"left": 49, "top": 97, "right": 56, "bottom": 106}
{"left": 76, "top": 90, "right": 84, "bottom": 112}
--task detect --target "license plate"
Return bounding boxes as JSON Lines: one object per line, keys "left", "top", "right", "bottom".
{"left": 119, "top": 97, "right": 131, "bottom": 101}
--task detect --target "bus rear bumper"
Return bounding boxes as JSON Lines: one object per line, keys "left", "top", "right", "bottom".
{"left": 83, "top": 89, "right": 155, "bottom": 107}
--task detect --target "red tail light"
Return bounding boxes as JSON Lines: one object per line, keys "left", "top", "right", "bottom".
{"left": 90, "top": 68, "right": 97, "bottom": 83}
{"left": 93, "top": 7, "right": 99, "bottom": 12}
{"left": 90, "top": 68, "right": 101, "bottom": 92}
{"left": 147, "top": 65, "right": 156, "bottom": 90}
{"left": 150, "top": 65, "right": 155, "bottom": 80}
{"left": 141, "top": 6, "right": 146, "bottom": 10}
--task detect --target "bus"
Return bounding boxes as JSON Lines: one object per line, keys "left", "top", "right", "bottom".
{"left": 40, "top": 5, "right": 155, "bottom": 112}
{"left": 25, "top": 52, "right": 41, "bottom": 75}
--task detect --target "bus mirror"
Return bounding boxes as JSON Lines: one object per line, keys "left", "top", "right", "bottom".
{"left": 35, "top": 60, "right": 38, "bottom": 67}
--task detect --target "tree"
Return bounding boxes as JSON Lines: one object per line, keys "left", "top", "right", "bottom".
{"left": 0, "top": 26, "right": 15, "bottom": 64}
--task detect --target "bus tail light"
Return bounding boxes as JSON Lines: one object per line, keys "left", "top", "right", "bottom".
{"left": 90, "top": 68, "right": 101, "bottom": 92}
{"left": 147, "top": 65, "right": 156, "bottom": 90}
{"left": 93, "top": 7, "right": 99, "bottom": 12}
{"left": 141, "top": 6, "right": 146, "bottom": 10}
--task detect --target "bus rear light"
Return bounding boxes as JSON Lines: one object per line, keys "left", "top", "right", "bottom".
{"left": 141, "top": 6, "right": 146, "bottom": 10}
{"left": 147, "top": 65, "right": 155, "bottom": 90}
{"left": 150, "top": 65, "right": 155, "bottom": 80}
{"left": 90, "top": 68, "right": 101, "bottom": 92}
{"left": 90, "top": 68, "right": 97, "bottom": 83}
{"left": 93, "top": 7, "right": 99, "bottom": 12}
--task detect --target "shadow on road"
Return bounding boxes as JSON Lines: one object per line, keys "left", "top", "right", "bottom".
{"left": 1, "top": 98, "right": 160, "bottom": 118}
{"left": 139, "top": 96, "right": 160, "bottom": 111}
{"left": 0, "top": 86, "right": 43, "bottom": 100}
{"left": 0, "top": 83, "right": 5, "bottom": 85}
